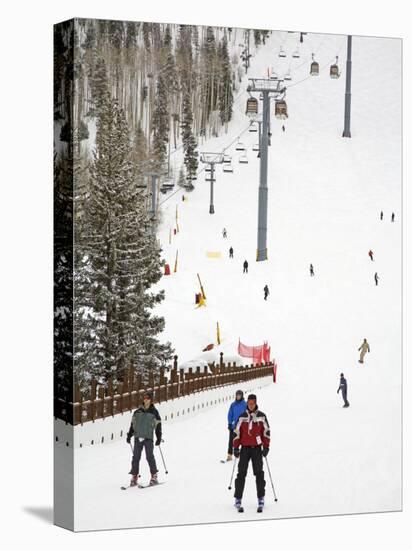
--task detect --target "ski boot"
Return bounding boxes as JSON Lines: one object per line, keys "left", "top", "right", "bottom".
{"left": 235, "top": 498, "right": 243, "bottom": 512}
{"left": 257, "top": 497, "right": 264, "bottom": 513}
{"left": 130, "top": 474, "right": 138, "bottom": 487}
{"left": 149, "top": 473, "right": 159, "bottom": 486}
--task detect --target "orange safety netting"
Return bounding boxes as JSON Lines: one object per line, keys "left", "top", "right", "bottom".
{"left": 238, "top": 340, "right": 271, "bottom": 364}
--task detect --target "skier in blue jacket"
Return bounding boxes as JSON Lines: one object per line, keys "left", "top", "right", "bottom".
{"left": 226, "top": 390, "right": 247, "bottom": 461}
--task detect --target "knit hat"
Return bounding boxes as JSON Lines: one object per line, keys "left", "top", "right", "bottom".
{"left": 143, "top": 391, "right": 153, "bottom": 401}
{"left": 247, "top": 394, "right": 257, "bottom": 401}
{"left": 235, "top": 390, "right": 244, "bottom": 399}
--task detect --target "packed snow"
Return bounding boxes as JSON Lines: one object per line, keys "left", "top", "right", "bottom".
{"left": 72, "top": 30, "right": 401, "bottom": 531}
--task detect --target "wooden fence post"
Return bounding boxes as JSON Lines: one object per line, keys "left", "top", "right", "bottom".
{"left": 90, "top": 378, "right": 97, "bottom": 422}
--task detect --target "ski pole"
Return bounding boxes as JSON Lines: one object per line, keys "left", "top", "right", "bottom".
{"left": 228, "top": 457, "right": 238, "bottom": 490}
{"left": 264, "top": 456, "right": 278, "bottom": 501}
{"left": 158, "top": 444, "right": 169, "bottom": 474}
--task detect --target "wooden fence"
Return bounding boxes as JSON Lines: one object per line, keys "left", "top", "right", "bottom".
{"left": 55, "top": 354, "right": 277, "bottom": 426}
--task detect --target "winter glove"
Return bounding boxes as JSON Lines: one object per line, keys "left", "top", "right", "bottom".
{"left": 126, "top": 435, "right": 131, "bottom": 444}
{"left": 234, "top": 447, "right": 240, "bottom": 458}
{"left": 228, "top": 424, "right": 232, "bottom": 431}
{"left": 155, "top": 438, "right": 161, "bottom": 446}
{"left": 262, "top": 447, "right": 269, "bottom": 457}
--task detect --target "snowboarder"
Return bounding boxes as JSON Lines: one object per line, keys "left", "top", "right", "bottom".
{"left": 126, "top": 392, "right": 162, "bottom": 487}
{"left": 374, "top": 272, "right": 379, "bottom": 286}
{"left": 233, "top": 394, "right": 270, "bottom": 511}
{"left": 368, "top": 250, "right": 374, "bottom": 261}
{"left": 229, "top": 246, "right": 234, "bottom": 258}
{"left": 310, "top": 263, "right": 315, "bottom": 276}
{"left": 391, "top": 212, "right": 395, "bottom": 222}
{"left": 358, "top": 338, "right": 370, "bottom": 364}
{"left": 337, "top": 373, "right": 349, "bottom": 407}
{"left": 380, "top": 211, "right": 384, "bottom": 220}
{"left": 263, "top": 285, "right": 269, "bottom": 300}
{"left": 243, "top": 260, "right": 248, "bottom": 274}
{"left": 226, "top": 390, "right": 247, "bottom": 461}
{"left": 223, "top": 228, "right": 228, "bottom": 238}
{"left": 282, "top": 124, "right": 285, "bottom": 132}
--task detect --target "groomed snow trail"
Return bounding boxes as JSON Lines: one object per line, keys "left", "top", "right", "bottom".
{"left": 74, "top": 31, "right": 401, "bottom": 531}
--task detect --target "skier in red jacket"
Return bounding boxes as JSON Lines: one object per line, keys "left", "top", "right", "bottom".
{"left": 233, "top": 394, "right": 270, "bottom": 510}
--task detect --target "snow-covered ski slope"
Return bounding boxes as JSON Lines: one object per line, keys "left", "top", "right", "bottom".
{"left": 74, "top": 31, "right": 401, "bottom": 531}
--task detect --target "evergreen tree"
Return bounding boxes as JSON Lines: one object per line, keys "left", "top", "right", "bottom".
{"left": 218, "top": 36, "right": 233, "bottom": 126}
{"left": 151, "top": 73, "right": 169, "bottom": 172}
{"left": 76, "top": 95, "right": 173, "bottom": 384}
{"left": 181, "top": 93, "right": 198, "bottom": 188}
{"left": 177, "top": 165, "right": 185, "bottom": 188}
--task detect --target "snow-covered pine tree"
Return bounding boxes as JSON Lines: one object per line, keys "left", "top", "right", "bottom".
{"left": 218, "top": 35, "right": 233, "bottom": 128}
{"left": 181, "top": 92, "right": 198, "bottom": 189}
{"left": 177, "top": 165, "right": 186, "bottom": 188}
{"left": 131, "top": 122, "right": 149, "bottom": 190}
{"left": 77, "top": 94, "right": 173, "bottom": 385}
{"left": 151, "top": 73, "right": 169, "bottom": 172}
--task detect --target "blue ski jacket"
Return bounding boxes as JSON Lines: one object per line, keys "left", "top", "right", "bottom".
{"left": 227, "top": 399, "right": 247, "bottom": 429}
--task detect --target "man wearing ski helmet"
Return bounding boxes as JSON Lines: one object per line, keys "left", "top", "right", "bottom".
{"left": 226, "top": 390, "right": 247, "bottom": 461}
{"left": 126, "top": 391, "right": 162, "bottom": 486}
{"left": 233, "top": 394, "right": 270, "bottom": 510}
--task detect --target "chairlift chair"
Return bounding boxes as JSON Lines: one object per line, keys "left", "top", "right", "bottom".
{"left": 284, "top": 70, "right": 292, "bottom": 81}
{"left": 223, "top": 162, "right": 234, "bottom": 173}
{"left": 249, "top": 121, "right": 258, "bottom": 132}
{"left": 239, "top": 153, "right": 249, "bottom": 164}
{"left": 278, "top": 46, "right": 287, "bottom": 58}
{"left": 252, "top": 143, "right": 260, "bottom": 152}
{"left": 205, "top": 165, "right": 212, "bottom": 172}
{"left": 270, "top": 69, "right": 278, "bottom": 81}
{"left": 310, "top": 54, "right": 319, "bottom": 76}
{"left": 223, "top": 154, "right": 232, "bottom": 163}
{"left": 235, "top": 141, "right": 246, "bottom": 151}
{"left": 275, "top": 99, "right": 288, "bottom": 119}
{"left": 330, "top": 57, "right": 340, "bottom": 78}
{"left": 246, "top": 96, "right": 259, "bottom": 116}
{"left": 292, "top": 49, "right": 300, "bottom": 58}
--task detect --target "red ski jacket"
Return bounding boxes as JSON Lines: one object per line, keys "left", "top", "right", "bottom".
{"left": 233, "top": 406, "right": 270, "bottom": 449}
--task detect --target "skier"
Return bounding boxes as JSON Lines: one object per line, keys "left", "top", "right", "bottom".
{"left": 380, "top": 211, "right": 383, "bottom": 220}
{"left": 337, "top": 373, "right": 349, "bottom": 408}
{"left": 223, "top": 228, "right": 228, "bottom": 238}
{"left": 282, "top": 124, "right": 285, "bottom": 132}
{"left": 368, "top": 250, "right": 374, "bottom": 261}
{"left": 226, "top": 390, "right": 247, "bottom": 461}
{"left": 126, "top": 391, "right": 162, "bottom": 487}
{"left": 310, "top": 263, "right": 315, "bottom": 277}
{"left": 391, "top": 212, "right": 395, "bottom": 222}
{"left": 229, "top": 246, "right": 234, "bottom": 258}
{"left": 374, "top": 272, "right": 379, "bottom": 286}
{"left": 263, "top": 284, "right": 269, "bottom": 300}
{"left": 233, "top": 394, "right": 270, "bottom": 512}
{"left": 358, "top": 338, "right": 370, "bottom": 364}
{"left": 243, "top": 260, "right": 248, "bottom": 274}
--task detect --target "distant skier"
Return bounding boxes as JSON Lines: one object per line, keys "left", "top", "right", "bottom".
{"left": 229, "top": 246, "right": 234, "bottom": 258}
{"left": 358, "top": 338, "right": 370, "bottom": 364}
{"left": 126, "top": 392, "right": 162, "bottom": 487}
{"left": 374, "top": 272, "right": 379, "bottom": 286}
{"left": 380, "top": 211, "right": 384, "bottom": 220}
{"left": 243, "top": 260, "right": 249, "bottom": 274}
{"left": 391, "top": 212, "right": 395, "bottom": 222}
{"left": 282, "top": 124, "right": 285, "bottom": 132}
{"left": 337, "top": 373, "right": 349, "bottom": 408}
{"left": 368, "top": 250, "right": 374, "bottom": 261}
{"left": 226, "top": 390, "right": 247, "bottom": 461}
{"left": 223, "top": 228, "right": 228, "bottom": 238}
{"left": 233, "top": 394, "right": 270, "bottom": 511}
{"left": 263, "top": 284, "right": 269, "bottom": 300}
{"left": 310, "top": 263, "right": 315, "bottom": 277}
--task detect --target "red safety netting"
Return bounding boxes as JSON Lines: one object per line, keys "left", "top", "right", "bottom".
{"left": 238, "top": 340, "right": 271, "bottom": 364}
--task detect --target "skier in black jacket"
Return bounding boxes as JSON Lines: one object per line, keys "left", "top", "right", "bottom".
{"left": 337, "top": 373, "right": 349, "bottom": 408}
{"left": 126, "top": 392, "right": 162, "bottom": 486}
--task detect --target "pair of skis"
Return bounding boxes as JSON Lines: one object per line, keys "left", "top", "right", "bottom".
{"left": 120, "top": 481, "right": 165, "bottom": 490}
